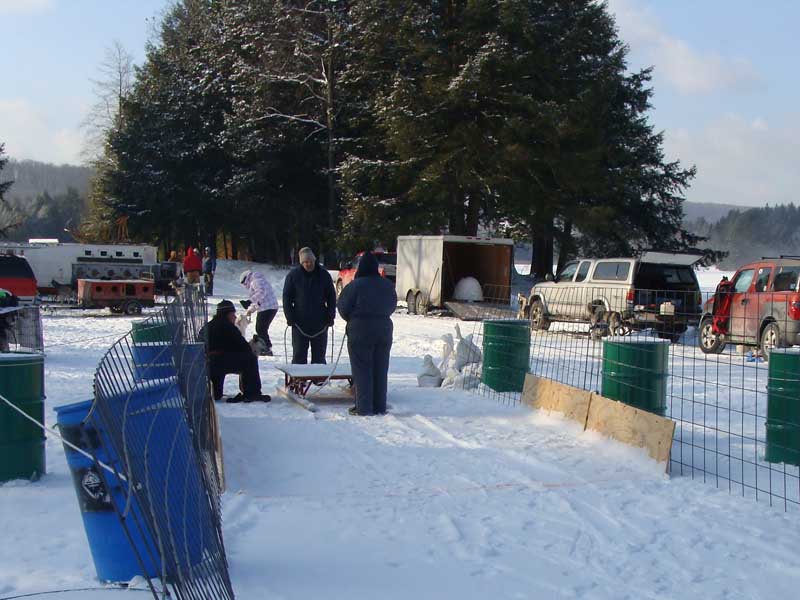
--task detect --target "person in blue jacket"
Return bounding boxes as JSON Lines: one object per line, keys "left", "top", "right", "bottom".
{"left": 337, "top": 252, "right": 396, "bottom": 415}
{"left": 282, "top": 247, "right": 337, "bottom": 364}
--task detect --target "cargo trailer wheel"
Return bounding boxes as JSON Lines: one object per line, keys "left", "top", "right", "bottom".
{"left": 124, "top": 300, "right": 143, "bottom": 316}
{"left": 698, "top": 317, "right": 724, "bottom": 354}
{"left": 415, "top": 293, "right": 428, "bottom": 316}
{"left": 406, "top": 290, "right": 417, "bottom": 315}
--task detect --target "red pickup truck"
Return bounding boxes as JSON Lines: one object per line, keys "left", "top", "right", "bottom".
{"left": 336, "top": 251, "right": 397, "bottom": 296}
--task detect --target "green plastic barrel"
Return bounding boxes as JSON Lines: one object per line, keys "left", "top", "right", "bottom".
{"left": 601, "top": 339, "right": 669, "bottom": 415}
{"left": 0, "top": 352, "right": 45, "bottom": 483}
{"left": 765, "top": 349, "right": 800, "bottom": 466}
{"left": 131, "top": 320, "right": 172, "bottom": 344}
{"left": 482, "top": 320, "right": 531, "bottom": 392}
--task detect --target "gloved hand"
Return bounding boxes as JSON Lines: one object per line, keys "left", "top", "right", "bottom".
{"left": 245, "top": 305, "right": 257, "bottom": 317}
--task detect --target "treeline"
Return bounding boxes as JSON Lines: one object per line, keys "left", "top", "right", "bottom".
{"left": 2, "top": 159, "right": 92, "bottom": 201}
{"left": 85, "top": 0, "right": 705, "bottom": 271}
{"left": 0, "top": 154, "right": 90, "bottom": 242}
{"left": 687, "top": 204, "right": 800, "bottom": 269}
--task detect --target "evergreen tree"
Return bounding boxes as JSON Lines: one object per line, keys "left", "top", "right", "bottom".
{"left": 0, "top": 144, "right": 11, "bottom": 203}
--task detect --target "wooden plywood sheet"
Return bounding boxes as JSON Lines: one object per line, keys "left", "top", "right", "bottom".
{"left": 585, "top": 394, "right": 675, "bottom": 467}
{"left": 521, "top": 374, "right": 591, "bottom": 427}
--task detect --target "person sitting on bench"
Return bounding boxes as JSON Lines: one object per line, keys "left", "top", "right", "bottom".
{"left": 206, "top": 299, "right": 271, "bottom": 403}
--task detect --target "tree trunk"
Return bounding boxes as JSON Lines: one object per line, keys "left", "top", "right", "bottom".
{"left": 530, "top": 214, "right": 554, "bottom": 278}
{"left": 326, "top": 15, "right": 336, "bottom": 234}
{"left": 465, "top": 192, "right": 479, "bottom": 236}
{"left": 555, "top": 219, "right": 573, "bottom": 274}
{"left": 449, "top": 189, "right": 465, "bottom": 235}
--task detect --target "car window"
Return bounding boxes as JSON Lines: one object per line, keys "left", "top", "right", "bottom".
{"left": 772, "top": 266, "right": 800, "bottom": 292}
{"left": 592, "top": 261, "right": 631, "bottom": 281}
{"left": 732, "top": 269, "right": 755, "bottom": 293}
{"left": 556, "top": 262, "right": 579, "bottom": 282}
{"left": 754, "top": 267, "right": 772, "bottom": 293}
{"left": 574, "top": 261, "right": 591, "bottom": 282}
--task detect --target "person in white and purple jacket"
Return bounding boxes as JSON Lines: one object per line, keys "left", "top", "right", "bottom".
{"left": 240, "top": 269, "right": 279, "bottom": 356}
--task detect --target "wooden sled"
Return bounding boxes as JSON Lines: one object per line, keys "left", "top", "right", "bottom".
{"left": 274, "top": 363, "right": 354, "bottom": 412}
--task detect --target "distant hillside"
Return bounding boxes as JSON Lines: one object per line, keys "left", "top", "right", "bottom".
{"left": 697, "top": 204, "right": 800, "bottom": 269}
{"left": 0, "top": 159, "right": 93, "bottom": 201}
{"left": 682, "top": 201, "right": 758, "bottom": 225}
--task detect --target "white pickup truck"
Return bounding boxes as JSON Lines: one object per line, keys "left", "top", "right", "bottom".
{"left": 518, "top": 252, "right": 704, "bottom": 341}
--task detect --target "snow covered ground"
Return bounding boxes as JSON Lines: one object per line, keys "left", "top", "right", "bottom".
{"left": 1, "top": 261, "right": 799, "bottom": 599}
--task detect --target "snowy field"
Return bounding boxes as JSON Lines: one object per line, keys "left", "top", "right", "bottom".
{"left": 1, "top": 261, "right": 799, "bottom": 599}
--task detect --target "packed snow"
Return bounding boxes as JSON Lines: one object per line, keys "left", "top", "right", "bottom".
{"left": 0, "top": 261, "right": 798, "bottom": 599}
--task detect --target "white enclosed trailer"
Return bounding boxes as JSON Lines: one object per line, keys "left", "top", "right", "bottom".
{"left": 396, "top": 235, "right": 515, "bottom": 318}
{"left": 0, "top": 241, "right": 158, "bottom": 293}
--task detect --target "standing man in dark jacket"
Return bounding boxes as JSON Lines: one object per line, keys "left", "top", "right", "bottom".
{"left": 202, "top": 246, "right": 216, "bottom": 295}
{"left": 337, "top": 252, "right": 396, "bottom": 415}
{"left": 283, "top": 247, "right": 336, "bottom": 364}
{"left": 206, "top": 299, "right": 270, "bottom": 403}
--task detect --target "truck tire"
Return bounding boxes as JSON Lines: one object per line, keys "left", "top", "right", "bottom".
{"left": 760, "top": 322, "right": 784, "bottom": 361}
{"left": 124, "top": 300, "right": 143, "bottom": 316}
{"left": 698, "top": 316, "right": 724, "bottom": 354}
{"left": 529, "top": 300, "right": 550, "bottom": 331}
{"left": 406, "top": 290, "right": 417, "bottom": 315}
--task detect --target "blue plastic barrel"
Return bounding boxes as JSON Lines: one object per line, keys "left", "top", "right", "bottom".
{"left": 106, "top": 379, "right": 211, "bottom": 571}
{"left": 54, "top": 400, "right": 158, "bottom": 582}
{"left": 173, "top": 344, "right": 206, "bottom": 411}
{"left": 131, "top": 343, "right": 177, "bottom": 381}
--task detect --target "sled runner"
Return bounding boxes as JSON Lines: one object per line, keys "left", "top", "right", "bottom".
{"left": 274, "top": 363, "right": 353, "bottom": 412}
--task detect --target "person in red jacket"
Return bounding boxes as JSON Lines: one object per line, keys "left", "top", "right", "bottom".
{"left": 183, "top": 247, "right": 202, "bottom": 284}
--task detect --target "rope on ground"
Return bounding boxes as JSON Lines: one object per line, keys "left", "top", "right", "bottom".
{"left": 0, "top": 392, "right": 126, "bottom": 482}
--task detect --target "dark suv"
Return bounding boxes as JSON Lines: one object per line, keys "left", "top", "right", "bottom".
{"left": 699, "top": 257, "right": 800, "bottom": 359}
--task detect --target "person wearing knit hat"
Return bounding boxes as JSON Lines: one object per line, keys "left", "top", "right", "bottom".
{"left": 337, "top": 252, "right": 396, "bottom": 415}
{"left": 282, "top": 246, "right": 337, "bottom": 364}
{"left": 205, "top": 299, "right": 270, "bottom": 403}
{"left": 240, "top": 270, "right": 279, "bottom": 356}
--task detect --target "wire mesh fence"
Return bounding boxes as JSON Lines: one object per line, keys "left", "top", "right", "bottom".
{"left": 458, "top": 282, "right": 800, "bottom": 512}
{"left": 90, "top": 285, "right": 234, "bottom": 599}
{"left": 1, "top": 305, "right": 44, "bottom": 353}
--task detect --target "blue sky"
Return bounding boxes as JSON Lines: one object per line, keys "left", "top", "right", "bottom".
{"left": 1, "top": 0, "right": 797, "bottom": 207}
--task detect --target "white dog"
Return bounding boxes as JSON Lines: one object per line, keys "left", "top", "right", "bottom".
{"left": 235, "top": 312, "right": 250, "bottom": 337}
{"left": 235, "top": 311, "right": 271, "bottom": 356}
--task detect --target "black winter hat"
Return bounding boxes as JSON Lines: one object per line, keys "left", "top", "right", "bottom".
{"left": 355, "top": 252, "right": 380, "bottom": 278}
{"left": 216, "top": 299, "right": 236, "bottom": 316}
